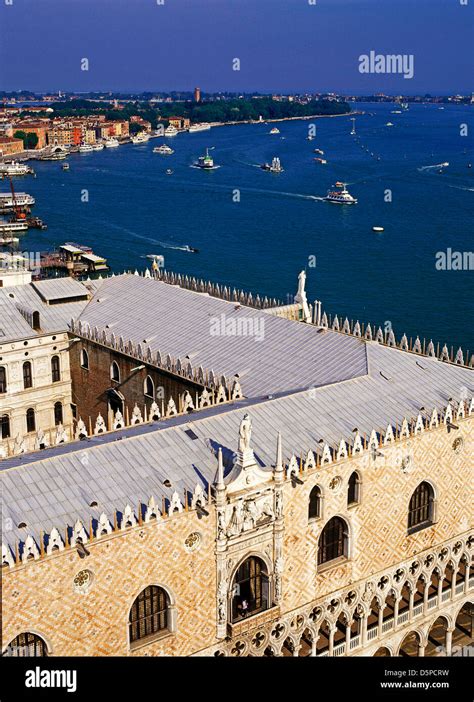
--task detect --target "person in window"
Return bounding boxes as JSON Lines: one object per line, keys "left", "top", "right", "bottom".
{"left": 239, "top": 599, "right": 249, "bottom": 618}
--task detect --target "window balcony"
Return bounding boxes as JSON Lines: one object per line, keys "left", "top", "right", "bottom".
{"left": 227, "top": 605, "right": 280, "bottom": 638}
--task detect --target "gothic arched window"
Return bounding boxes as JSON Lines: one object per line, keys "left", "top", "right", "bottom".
{"left": 408, "top": 482, "right": 434, "bottom": 533}
{"left": 26, "top": 408, "right": 36, "bottom": 433}
{"left": 318, "top": 517, "right": 348, "bottom": 566}
{"left": 23, "top": 361, "right": 33, "bottom": 389}
{"left": 348, "top": 471, "right": 361, "bottom": 506}
{"left": 51, "top": 355, "right": 60, "bottom": 383}
{"left": 4, "top": 632, "right": 48, "bottom": 657}
{"left": 231, "top": 556, "right": 269, "bottom": 622}
{"left": 80, "top": 349, "right": 89, "bottom": 370}
{"left": 110, "top": 361, "right": 120, "bottom": 382}
{"left": 309, "top": 485, "right": 322, "bottom": 521}
{"left": 144, "top": 375, "right": 154, "bottom": 398}
{"left": 129, "top": 586, "right": 170, "bottom": 645}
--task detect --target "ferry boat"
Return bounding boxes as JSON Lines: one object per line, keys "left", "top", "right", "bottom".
{"left": 79, "top": 144, "right": 93, "bottom": 153}
{"left": 324, "top": 183, "right": 357, "bottom": 205}
{"left": 269, "top": 127, "right": 280, "bottom": 134}
{"left": 0, "top": 220, "right": 28, "bottom": 234}
{"left": 104, "top": 138, "right": 120, "bottom": 148}
{"left": 0, "top": 161, "right": 34, "bottom": 177}
{"left": 260, "top": 157, "right": 283, "bottom": 173}
{"left": 0, "top": 192, "right": 35, "bottom": 211}
{"left": 164, "top": 125, "right": 178, "bottom": 137}
{"left": 188, "top": 123, "right": 211, "bottom": 133}
{"left": 131, "top": 132, "right": 150, "bottom": 144}
{"left": 153, "top": 144, "right": 174, "bottom": 155}
{"left": 195, "top": 148, "right": 215, "bottom": 169}
{"left": 92, "top": 142, "right": 104, "bottom": 151}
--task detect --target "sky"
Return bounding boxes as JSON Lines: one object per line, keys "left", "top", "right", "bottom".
{"left": 0, "top": 0, "right": 472, "bottom": 94}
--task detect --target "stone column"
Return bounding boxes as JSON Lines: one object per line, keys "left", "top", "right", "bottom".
{"left": 423, "top": 581, "right": 430, "bottom": 615}
{"left": 378, "top": 606, "right": 384, "bottom": 637}
{"left": 418, "top": 644, "right": 425, "bottom": 657}
{"left": 310, "top": 637, "right": 318, "bottom": 657}
{"left": 464, "top": 562, "right": 470, "bottom": 594}
{"left": 446, "top": 628, "right": 454, "bottom": 657}
{"left": 408, "top": 589, "right": 415, "bottom": 619}
{"left": 437, "top": 576, "right": 443, "bottom": 605}
{"left": 345, "top": 622, "right": 351, "bottom": 651}
{"left": 328, "top": 626, "right": 336, "bottom": 657}
{"left": 394, "top": 597, "right": 401, "bottom": 628}
{"left": 361, "top": 614, "right": 368, "bottom": 647}
{"left": 451, "top": 572, "right": 456, "bottom": 599}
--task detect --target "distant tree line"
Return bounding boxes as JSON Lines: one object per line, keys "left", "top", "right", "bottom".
{"left": 35, "top": 97, "right": 350, "bottom": 128}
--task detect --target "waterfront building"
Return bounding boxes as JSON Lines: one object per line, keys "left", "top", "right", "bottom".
{"left": 168, "top": 116, "right": 191, "bottom": 130}
{"left": 0, "top": 137, "right": 24, "bottom": 156}
{"left": 12, "top": 122, "right": 48, "bottom": 150}
{"left": 1, "top": 269, "right": 472, "bottom": 658}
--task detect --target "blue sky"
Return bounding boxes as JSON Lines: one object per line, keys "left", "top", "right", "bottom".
{"left": 0, "top": 0, "right": 472, "bottom": 94}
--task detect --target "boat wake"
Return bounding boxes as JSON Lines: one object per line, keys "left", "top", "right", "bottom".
{"left": 418, "top": 162, "right": 449, "bottom": 171}
{"left": 189, "top": 164, "right": 221, "bottom": 170}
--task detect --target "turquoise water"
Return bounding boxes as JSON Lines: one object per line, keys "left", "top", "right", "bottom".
{"left": 10, "top": 103, "right": 474, "bottom": 351}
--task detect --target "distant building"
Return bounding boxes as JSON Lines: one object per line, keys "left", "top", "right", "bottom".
{"left": 14, "top": 123, "right": 48, "bottom": 150}
{"left": 0, "top": 136, "right": 24, "bottom": 156}
{"left": 167, "top": 116, "right": 190, "bottom": 130}
{"left": 194, "top": 87, "right": 201, "bottom": 103}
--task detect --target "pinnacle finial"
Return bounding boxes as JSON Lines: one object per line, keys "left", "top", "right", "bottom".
{"left": 275, "top": 432, "right": 283, "bottom": 473}
{"left": 216, "top": 447, "right": 225, "bottom": 491}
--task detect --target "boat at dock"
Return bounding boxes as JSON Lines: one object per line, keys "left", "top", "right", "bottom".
{"left": 188, "top": 123, "right": 211, "bottom": 133}
{"left": 0, "top": 161, "right": 34, "bottom": 177}
{"left": 92, "top": 142, "right": 105, "bottom": 151}
{"left": 260, "top": 157, "right": 284, "bottom": 173}
{"left": 104, "top": 138, "right": 120, "bottom": 148}
{"left": 0, "top": 220, "right": 28, "bottom": 234}
{"left": 0, "top": 236, "right": 20, "bottom": 246}
{"left": 0, "top": 192, "right": 35, "bottom": 211}
{"left": 324, "top": 183, "right": 358, "bottom": 205}
{"left": 164, "top": 125, "right": 178, "bottom": 137}
{"left": 153, "top": 144, "right": 174, "bottom": 155}
{"left": 78, "top": 144, "right": 94, "bottom": 153}
{"left": 131, "top": 132, "right": 150, "bottom": 144}
{"left": 40, "top": 145, "right": 68, "bottom": 161}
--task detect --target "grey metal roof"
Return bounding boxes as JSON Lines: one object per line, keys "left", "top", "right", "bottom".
{"left": 76, "top": 274, "right": 368, "bottom": 398}
{"left": 0, "top": 293, "right": 35, "bottom": 342}
{"left": 32, "top": 278, "right": 90, "bottom": 302}
{"left": 2, "top": 341, "right": 472, "bottom": 548}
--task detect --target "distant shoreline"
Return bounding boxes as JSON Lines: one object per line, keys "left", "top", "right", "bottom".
{"left": 208, "top": 111, "right": 361, "bottom": 128}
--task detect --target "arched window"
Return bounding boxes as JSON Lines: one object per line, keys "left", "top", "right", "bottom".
{"left": 110, "top": 361, "right": 120, "bottom": 382}
{"left": 144, "top": 375, "right": 154, "bottom": 398}
{"left": 26, "top": 408, "right": 36, "bottom": 433}
{"left": 129, "top": 586, "right": 170, "bottom": 644}
{"left": 54, "top": 401, "right": 63, "bottom": 426}
{"left": 1, "top": 414, "right": 10, "bottom": 439}
{"left": 23, "top": 361, "right": 33, "bottom": 389}
{"left": 408, "top": 481, "right": 434, "bottom": 533}
{"left": 51, "top": 355, "right": 60, "bottom": 383}
{"left": 348, "top": 471, "right": 361, "bottom": 506}
{"left": 4, "top": 632, "right": 48, "bottom": 657}
{"left": 80, "top": 349, "right": 89, "bottom": 370}
{"left": 0, "top": 366, "right": 6, "bottom": 394}
{"left": 309, "top": 485, "right": 322, "bottom": 521}
{"left": 318, "top": 517, "right": 348, "bottom": 566}
{"left": 231, "top": 556, "right": 269, "bottom": 622}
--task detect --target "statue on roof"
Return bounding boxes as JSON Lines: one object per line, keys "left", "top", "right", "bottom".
{"left": 238, "top": 413, "right": 252, "bottom": 453}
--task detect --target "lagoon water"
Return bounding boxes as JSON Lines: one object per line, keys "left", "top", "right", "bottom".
{"left": 13, "top": 103, "right": 474, "bottom": 350}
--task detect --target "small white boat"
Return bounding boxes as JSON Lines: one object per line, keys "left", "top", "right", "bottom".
{"left": 104, "top": 138, "right": 119, "bottom": 148}
{"left": 62, "top": 162, "right": 70, "bottom": 170}
{"left": 153, "top": 144, "right": 174, "bottom": 155}
{"left": 92, "top": 142, "right": 104, "bottom": 151}
{"left": 372, "top": 226, "right": 384, "bottom": 232}
{"left": 164, "top": 125, "right": 178, "bottom": 137}
{"left": 269, "top": 127, "right": 280, "bottom": 134}
{"left": 260, "top": 157, "right": 283, "bottom": 173}
{"left": 385, "top": 122, "right": 394, "bottom": 127}
{"left": 188, "top": 123, "right": 211, "bottom": 133}
{"left": 324, "top": 183, "right": 357, "bottom": 205}
{"left": 78, "top": 144, "right": 93, "bottom": 153}
{"left": 131, "top": 132, "right": 150, "bottom": 144}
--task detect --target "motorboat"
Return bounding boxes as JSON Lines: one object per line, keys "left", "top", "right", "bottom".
{"left": 324, "top": 183, "right": 358, "bottom": 205}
